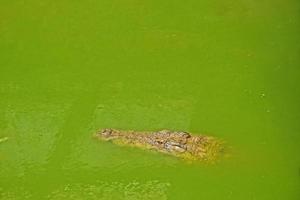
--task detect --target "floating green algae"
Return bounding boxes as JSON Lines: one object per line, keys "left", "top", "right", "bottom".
{"left": 47, "top": 181, "right": 170, "bottom": 200}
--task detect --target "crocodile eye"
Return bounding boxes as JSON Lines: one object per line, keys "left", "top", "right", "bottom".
{"left": 181, "top": 132, "right": 190, "bottom": 137}
{"left": 155, "top": 140, "right": 164, "bottom": 145}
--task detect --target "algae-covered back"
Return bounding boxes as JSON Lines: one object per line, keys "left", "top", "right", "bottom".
{"left": 94, "top": 129, "right": 227, "bottom": 163}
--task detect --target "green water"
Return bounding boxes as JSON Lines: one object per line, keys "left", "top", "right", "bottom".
{"left": 1, "top": 0, "right": 300, "bottom": 199}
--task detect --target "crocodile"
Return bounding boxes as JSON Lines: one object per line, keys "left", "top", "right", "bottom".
{"left": 94, "top": 129, "right": 225, "bottom": 162}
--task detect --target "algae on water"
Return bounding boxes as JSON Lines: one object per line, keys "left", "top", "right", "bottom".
{"left": 0, "top": 137, "right": 9, "bottom": 144}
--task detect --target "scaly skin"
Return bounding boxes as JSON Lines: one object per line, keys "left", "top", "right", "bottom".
{"left": 94, "top": 129, "right": 225, "bottom": 162}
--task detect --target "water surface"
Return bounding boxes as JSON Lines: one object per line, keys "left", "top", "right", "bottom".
{"left": 1, "top": 0, "right": 300, "bottom": 199}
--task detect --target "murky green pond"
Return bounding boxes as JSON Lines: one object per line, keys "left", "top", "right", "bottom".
{"left": 1, "top": 0, "right": 299, "bottom": 199}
